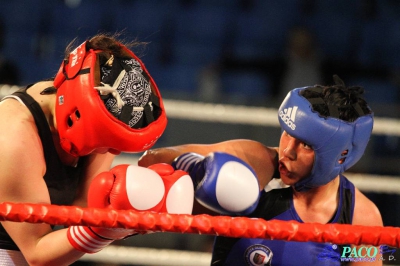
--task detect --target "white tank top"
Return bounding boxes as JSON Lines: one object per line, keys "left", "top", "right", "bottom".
{"left": 0, "top": 249, "right": 28, "bottom": 266}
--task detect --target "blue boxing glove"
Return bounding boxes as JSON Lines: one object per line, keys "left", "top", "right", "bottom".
{"left": 172, "top": 152, "right": 260, "bottom": 216}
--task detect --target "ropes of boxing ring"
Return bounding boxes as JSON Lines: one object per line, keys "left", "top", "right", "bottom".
{"left": 0, "top": 202, "right": 399, "bottom": 264}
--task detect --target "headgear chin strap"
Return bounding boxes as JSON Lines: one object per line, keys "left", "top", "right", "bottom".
{"left": 53, "top": 41, "right": 167, "bottom": 157}
{"left": 278, "top": 88, "right": 373, "bottom": 191}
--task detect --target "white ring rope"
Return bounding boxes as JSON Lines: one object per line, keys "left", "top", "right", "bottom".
{"left": 163, "top": 99, "right": 400, "bottom": 137}
{"left": 345, "top": 173, "right": 400, "bottom": 194}
{"left": 80, "top": 245, "right": 212, "bottom": 266}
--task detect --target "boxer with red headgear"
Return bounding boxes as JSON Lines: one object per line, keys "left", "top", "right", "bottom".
{"left": 139, "top": 75, "right": 383, "bottom": 266}
{"left": 0, "top": 33, "right": 178, "bottom": 265}
{"left": 53, "top": 38, "right": 166, "bottom": 156}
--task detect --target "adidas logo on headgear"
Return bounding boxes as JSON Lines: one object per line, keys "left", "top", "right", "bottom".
{"left": 279, "top": 106, "right": 298, "bottom": 130}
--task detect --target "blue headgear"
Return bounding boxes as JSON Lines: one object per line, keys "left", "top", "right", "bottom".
{"left": 278, "top": 87, "right": 373, "bottom": 191}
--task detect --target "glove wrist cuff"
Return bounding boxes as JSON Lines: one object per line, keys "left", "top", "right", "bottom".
{"left": 172, "top": 153, "right": 204, "bottom": 172}
{"left": 88, "top": 226, "right": 114, "bottom": 240}
{"left": 67, "top": 226, "right": 113, "bottom": 253}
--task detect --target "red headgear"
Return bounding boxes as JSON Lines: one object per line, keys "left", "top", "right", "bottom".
{"left": 53, "top": 41, "right": 167, "bottom": 156}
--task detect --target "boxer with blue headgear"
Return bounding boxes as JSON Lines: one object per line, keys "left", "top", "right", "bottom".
{"left": 278, "top": 75, "right": 374, "bottom": 191}
{"left": 139, "top": 75, "right": 383, "bottom": 266}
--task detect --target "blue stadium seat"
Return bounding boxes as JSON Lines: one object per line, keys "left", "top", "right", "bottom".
{"left": 348, "top": 77, "right": 399, "bottom": 105}
{"left": 172, "top": 41, "right": 223, "bottom": 67}
{"left": 171, "top": 4, "right": 235, "bottom": 67}
{"left": 49, "top": 0, "right": 111, "bottom": 39}
{"left": 0, "top": 0, "right": 52, "bottom": 83}
{"left": 0, "top": 0, "right": 47, "bottom": 35}
{"left": 112, "top": 0, "right": 178, "bottom": 43}
{"left": 356, "top": 18, "right": 400, "bottom": 69}
{"left": 228, "top": 0, "right": 300, "bottom": 60}
{"left": 221, "top": 70, "right": 272, "bottom": 104}
{"left": 194, "top": 0, "right": 238, "bottom": 9}
{"left": 303, "top": 0, "right": 362, "bottom": 62}
{"left": 150, "top": 63, "right": 200, "bottom": 95}
{"left": 47, "top": 0, "right": 112, "bottom": 57}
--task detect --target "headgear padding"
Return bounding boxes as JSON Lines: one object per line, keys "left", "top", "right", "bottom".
{"left": 278, "top": 88, "right": 373, "bottom": 191}
{"left": 53, "top": 41, "right": 167, "bottom": 156}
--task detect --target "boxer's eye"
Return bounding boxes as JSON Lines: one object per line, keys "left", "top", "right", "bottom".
{"left": 302, "top": 142, "right": 312, "bottom": 150}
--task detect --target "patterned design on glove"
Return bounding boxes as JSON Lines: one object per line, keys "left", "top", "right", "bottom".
{"left": 67, "top": 226, "right": 113, "bottom": 254}
{"left": 172, "top": 153, "right": 205, "bottom": 187}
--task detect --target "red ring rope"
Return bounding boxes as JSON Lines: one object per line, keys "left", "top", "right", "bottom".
{"left": 0, "top": 202, "right": 398, "bottom": 247}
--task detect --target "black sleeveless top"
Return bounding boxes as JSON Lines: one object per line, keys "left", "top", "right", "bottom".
{"left": 0, "top": 88, "right": 85, "bottom": 251}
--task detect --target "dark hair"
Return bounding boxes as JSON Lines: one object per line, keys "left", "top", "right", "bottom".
{"left": 64, "top": 32, "right": 146, "bottom": 60}
{"left": 41, "top": 33, "right": 147, "bottom": 94}
{"left": 300, "top": 75, "right": 372, "bottom": 122}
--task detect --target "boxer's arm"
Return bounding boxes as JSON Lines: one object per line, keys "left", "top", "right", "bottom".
{"left": 73, "top": 152, "right": 116, "bottom": 208}
{"left": 139, "top": 139, "right": 278, "bottom": 189}
{"left": 352, "top": 188, "right": 383, "bottom": 227}
{"left": 0, "top": 112, "right": 87, "bottom": 264}
{"left": 348, "top": 188, "right": 383, "bottom": 266}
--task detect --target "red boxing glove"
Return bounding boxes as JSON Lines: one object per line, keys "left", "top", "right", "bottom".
{"left": 147, "top": 163, "right": 194, "bottom": 214}
{"left": 88, "top": 163, "right": 194, "bottom": 213}
{"left": 68, "top": 164, "right": 194, "bottom": 253}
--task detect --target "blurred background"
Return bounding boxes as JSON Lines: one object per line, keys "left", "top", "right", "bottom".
{"left": 0, "top": 0, "right": 399, "bottom": 265}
